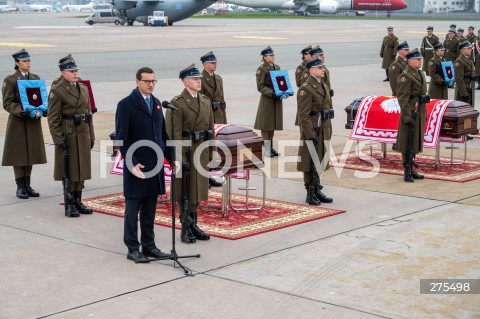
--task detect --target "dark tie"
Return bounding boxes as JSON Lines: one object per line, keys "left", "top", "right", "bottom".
{"left": 145, "top": 96, "right": 151, "bottom": 112}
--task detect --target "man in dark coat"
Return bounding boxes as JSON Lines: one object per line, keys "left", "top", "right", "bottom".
{"left": 2, "top": 48, "right": 47, "bottom": 199}
{"left": 395, "top": 49, "right": 428, "bottom": 183}
{"left": 428, "top": 45, "right": 449, "bottom": 99}
{"left": 48, "top": 57, "right": 95, "bottom": 217}
{"left": 380, "top": 26, "right": 399, "bottom": 81}
{"left": 454, "top": 42, "right": 476, "bottom": 106}
{"left": 389, "top": 41, "right": 410, "bottom": 96}
{"left": 115, "top": 67, "right": 176, "bottom": 263}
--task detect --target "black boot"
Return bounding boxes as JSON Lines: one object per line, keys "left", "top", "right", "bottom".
{"left": 74, "top": 191, "right": 92, "bottom": 214}
{"left": 314, "top": 184, "right": 333, "bottom": 203}
{"left": 65, "top": 194, "right": 80, "bottom": 217}
{"left": 190, "top": 211, "right": 210, "bottom": 240}
{"left": 305, "top": 184, "right": 321, "bottom": 205}
{"left": 180, "top": 213, "right": 196, "bottom": 244}
{"left": 24, "top": 176, "right": 39, "bottom": 197}
{"left": 209, "top": 177, "right": 222, "bottom": 188}
{"left": 411, "top": 170, "right": 424, "bottom": 180}
{"left": 15, "top": 178, "right": 29, "bottom": 199}
{"left": 270, "top": 140, "right": 280, "bottom": 156}
{"left": 383, "top": 69, "right": 389, "bottom": 82}
{"left": 403, "top": 164, "right": 414, "bottom": 183}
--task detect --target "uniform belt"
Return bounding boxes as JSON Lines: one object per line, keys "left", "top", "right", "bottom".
{"left": 182, "top": 130, "right": 213, "bottom": 142}
{"left": 62, "top": 114, "right": 87, "bottom": 121}
{"left": 309, "top": 111, "right": 321, "bottom": 116}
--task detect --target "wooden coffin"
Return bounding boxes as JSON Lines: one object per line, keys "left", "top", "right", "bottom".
{"left": 215, "top": 125, "right": 264, "bottom": 174}
{"left": 345, "top": 98, "right": 479, "bottom": 137}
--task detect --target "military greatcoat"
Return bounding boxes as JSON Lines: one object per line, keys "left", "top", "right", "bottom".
{"left": 421, "top": 34, "right": 440, "bottom": 74}
{"left": 454, "top": 54, "right": 476, "bottom": 105}
{"left": 200, "top": 69, "right": 227, "bottom": 124}
{"left": 395, "top": 65, "right": 427, "bottom": 156}
{"left": 48, "top": 78, "right": 95, "bottom": 182}
{"left": 389, "top": 56, "right": 408, "bottom": 96}
{"left": 295, "top": 60, "right": 308, "bottom": 88}
{"left": 2, "top": 70, "right": 47, "bottom": 167}
{"left": 166, "top": 89, "right": 215, "bottom": 205}
{"left": 254, "top": 61, "right": 283, "bottom": 131}
{"left": 296, "top": 76, "right": 332, "bottom": 173}
{"left": 428, "top": 55, "right": 448, "bottom": 99}
{"left": 443, "top": 37, "right": 459, "bottom": 62}
{"left": 475, "top": 39, "right": 480, "bottom": 78}
{"left": 380, "top": 34, "right": 399, "bottom": 70}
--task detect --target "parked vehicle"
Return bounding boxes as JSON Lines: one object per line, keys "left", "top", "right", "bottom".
{"left": 85, "top": 9, "right": 122, "bottom": 25}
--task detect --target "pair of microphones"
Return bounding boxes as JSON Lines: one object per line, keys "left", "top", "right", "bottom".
{"left": 161, "top": 101, "right": 179, "bottom": 111}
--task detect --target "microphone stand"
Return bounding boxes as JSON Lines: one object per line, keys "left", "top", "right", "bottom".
{"left": 147, "top": 106, "right": 200, "bottom": 275}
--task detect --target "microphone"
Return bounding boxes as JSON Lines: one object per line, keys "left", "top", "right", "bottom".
{"left": 162, "top": 101, "right": 179, "bottom": 111}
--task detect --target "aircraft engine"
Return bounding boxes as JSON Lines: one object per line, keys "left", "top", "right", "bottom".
{"left": 318, "top": 1, "right": 339, "bottom": 13}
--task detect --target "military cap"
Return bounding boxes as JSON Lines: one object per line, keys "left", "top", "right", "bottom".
{"left": 427, "top": 26, "right": 433, "bottom": 31}
{"left": 58, "top": 54, "right": 72, "bottom": 65}
{"left": 387, "top": 26, "right": 393, "bottom": 30}
{"left": 301, "top": 45, "right": 312, "bottom": 55}
{"left": 12, "top": 48, "right": 30, "bottom": 61}
{"left": 397, "top": 41, "right": 409, "bottom": 51}
{"left": 434, "top": 44, "right": 445, "bottom": 51}
{"left": 406, "top": 48, "right": 422, "bottom": 60}
{"left": 200, "top": 51, "right": 217, "bottom": 63}
{"left": 448, "top": 30, "right": 456, "bottom": 34}
{"left": 306, "top": 58, "right": 325, "bottom": 69}
{"left": 179, "top": 64, "right": 202, "bottom": 80}
{"left": 260, "top": 46, "right": 274, "bottom": 56}
{"left": 59, "top": 57, "right": 79, "bottom": 71}
{"left": 309, "top": 45, "right": 324, "bottom": 56}
{"left": 468, "top": 26, "right": 475, "bottom": 30}
{"left": 457, "top": 28, "right": 464, "bottom": 33}
{"left": 458, "top": 41, "right": 473, "bottom": 51}
{"left": 450, "top": 24, "right": 456, "bottom": 29}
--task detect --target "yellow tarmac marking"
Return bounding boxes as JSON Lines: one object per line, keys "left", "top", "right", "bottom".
{"left": 0, "top": 42, "right": 56, "bottom": 47}
{"left": 234, "top": 36, "right": 288, "bottom": 40}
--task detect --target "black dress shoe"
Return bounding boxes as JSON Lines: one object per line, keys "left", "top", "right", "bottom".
{"left": 404, "top": 173, "right": 414, "bottom": 183}
{"left": 209, "top": 177, "right": 222, "bottom": 187}
{"left": 271, "top": 148, "right": 280, "bottom": 157}
{"left": 306, "top": 192, "right": 321, "bottom": 205}
{"left": 127, "top": 250, "right": 150, "bottom": 263}
{"left": 315, "top": 190, "right": 333, "bottom": 203}
{"left": 142, "top": 247, "right": 170, "bottom": 259}
{"left": 411, "top": 170, "right": 424, "bottom": 180}
{"left": 383, "top": 78, "right": 389, "bottom": 82}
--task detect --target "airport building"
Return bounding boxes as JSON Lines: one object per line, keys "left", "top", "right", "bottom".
{"left": 424, "top": 0, "right": 480, "bottom": 13}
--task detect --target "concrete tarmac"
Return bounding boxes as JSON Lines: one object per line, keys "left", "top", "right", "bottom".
{"left": 0, "top": 13, "right": 479, "bottom": 319}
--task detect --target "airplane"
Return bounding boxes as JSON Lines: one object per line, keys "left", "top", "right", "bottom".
{"left": 222, "top": 0, "right": 407, "bottom": 15}
{"left": 29, "top": 3, "right": 52, "bottom": 12}
{"left": 0, "top": 4, "right": 17, "bottom": 12}
{"left": 62, "top": 1, "right": 96, "bottom": 12}
{"left": 112, "top": 0, "right": 216, "bottom": 26}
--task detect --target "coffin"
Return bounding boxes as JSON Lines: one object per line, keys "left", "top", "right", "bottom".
{"left": 214, "top": 125, "right": 264, "bottom": 174}
{"left": 345, "top": 97, "right": 479, "bottom": 138}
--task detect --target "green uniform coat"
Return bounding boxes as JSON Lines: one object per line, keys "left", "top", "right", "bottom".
{"left": 443, "top": 37, "right": 459, "bottom": 62}
{"left": 200, "top": 69, "right": 227, "bottom": 124}
{"left": 1, "top": 71, "right": 47, "bottom": 166}
{"left": 380, "top": 34, "right": 399, "bottom": 70}
{"left": 428, "top": 55, "right": 448, "bottom": 99}
{"left": 421, "top": 34, "right": 440, "bottom": 74}
{"left": 166, "top": 89, "right": 215, "bottom": 205}
{"left": 295, "top": 60, "right": 308, "bottom": 87}
{"left": 454, "top": 54, "right": 476, "bottom": 105}
{"left": 254, "top": 62, "right": 283, "bottom": 131}
{"left": 475, "top": 39, "right": 480, "bottom": 77}
{"left": 296, "top": 76, "right": 332, "bottom": 173}
{"left": 395, "top": 65, "right": 427, "bottom": 156}
{"left": 48, "top": 78, "right": 95, "bottom": 181}
{"left": 389, "top": 56, "right": 408, "bottom": 96}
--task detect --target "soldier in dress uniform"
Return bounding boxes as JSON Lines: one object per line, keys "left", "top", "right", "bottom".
{"left": 395, "top": 49, "right": 428, "bottom": 183}
{"left": 443, "top": 30, "right": 459, "bottom": 62}
{"left": 166, "top": 64, "right": 214, "bottom": 244}
{"left": 444, "top": 24, "right": 456, "bottom": 40}
{"left": 380, "top": 26, "right": 399, "bottom": 82}
{"left": 295, "top": 45, "right": 312, "bottom": 87}
{"left": 254, "top": 46, "right": 286, "bottom": 158}
{"left": 466, "top": 26, "right": 477, "bottom": 45}
{"left": 2, "top": 48, "right": 47, "bottom": 199}
{"left": 454, "top": 42, "right": 476, "bottom": 106}
{"left": 475, "top": 29, "right": 480, "bottom": 90}
{"left": 421, "top": 26, "right": 439, "bottom": 76}
{"left": 48, "top": 57, "right": 95, "bottom": 217}
{"left": 296, "top": 58, "right": 333, "bottom": 205}
{"left": 389, "top": 41, "right": 410, "bottom": 96}
{"left": 52, "top": 54, "right": 73, "bottom": 86}
{"left": 428, "top": 44, "right": 449, "bottom": 100}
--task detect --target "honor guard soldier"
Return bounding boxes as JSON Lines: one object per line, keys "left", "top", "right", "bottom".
{"left": 421, "top": 27, "right": 439, "bottom": 76}
{"left": 2, "top": 48, "right": 47, "bottom": 199}
{"left": 254, "top": 46, "right": 285, "bottom": 158}
{"left": 444, "top": 30, "right": 459, "bottom": 62}
{"left": 389, "top": 41, "right": 410, "bottom": 96}
{"left": 296, "top": 58, "right": 333, "bottom": 205}
{"left": 445, "top": 24, "right": 457, "bottom": 40}
{"left": 52, "top": 54, "right": 73, "bottom": 86}
{"left": 396, "top": 49, "right": 428, "bottom": 183}
{"left": 48, "top": 57, "right": 95, "bottom": 217}
{"left": 457, "top": 28, "right": 466, "bottom": 43}
{"left": 454, "top": 42, "right": 476, "bottom": 106}
{"left": 466, "top": 26, "right": 477, "bottom": 45}
{"left": 295, "top": 45, "right": 312, "bottom": 87}
{"left": 166, "top": 64, "right": 214, "bottom": 244}
{"left": 475, "top": 29, "right": 480, "bottom": 90}
{"left": 428, "top": 45, "right": 449, "bottom": 100}
{"left": 199, "top": 51, "right": 224, "bottom": 188}
{"left": 380, "top": 26, "right": 399, "bottom": 82}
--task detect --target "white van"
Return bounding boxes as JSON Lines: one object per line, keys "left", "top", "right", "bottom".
{"left": 85, "top": 10, "right": 122, "bottom": 25}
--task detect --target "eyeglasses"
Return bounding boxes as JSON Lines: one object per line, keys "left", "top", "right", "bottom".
{"left": 140, "top": 80, "right": 157, "bottom": 85}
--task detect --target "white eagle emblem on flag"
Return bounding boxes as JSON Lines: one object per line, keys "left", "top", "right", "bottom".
{"left": 380, "top": 98, "right": 400, "bottom": 114}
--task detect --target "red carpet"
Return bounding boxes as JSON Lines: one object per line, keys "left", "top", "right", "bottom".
{"left": 333, "top": 150, "right": 480, "bottom": 182}
{"left": 83, "top": 190, "right": 345, "bottom": 240}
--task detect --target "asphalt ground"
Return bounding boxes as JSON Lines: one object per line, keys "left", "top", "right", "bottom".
{"left": 0, "top": 13, "right": 479, "bottom": 319}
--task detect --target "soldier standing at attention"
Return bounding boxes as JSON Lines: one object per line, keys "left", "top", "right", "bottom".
{"left": 254, "top": 46, "right": 285, "bottom": 158}
{"left": 421, "top": 26, "right": 439, "bottom": 76}
{"left": 444, "top": 30, "right": 459, "bottom": 62}
{"left": 2, "top": 48, "right": 47, "bottom": 199}
{"left": 296, "top": 58, "right": 333, "bottom": 206}
{"left": 166, "top": 64, "right": 214, "bottom": 244}
{"left": 454, "top": 42, "right": 476, "bottom": 106}
{"left": 444, "top": 24, "right": 456, "bottom": 40}
{"left": 52, "top": 54, "right": 73, "bottom": 86}
{"left": 466, "top": 26, "right": 477, "bottom": 45}
{"left": 295, "top": 45, "right": 312, "bottom": 87}
{"left": 475, "top": 29, "right": 480, "bottom": 90}
{"left": 428, "top": 45, "right": 449, "bottom": 100}
{"left": 380, "top": 26, "right": 399, "bottom": 82}
{"left": 395, "top": 49, "right": 428, "bottom": 183}
{"left": 48, "top": 57, "right": 95, "bottom": 217}
{"left": 389, "top": 41, "right": 410, "bottom": 96}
